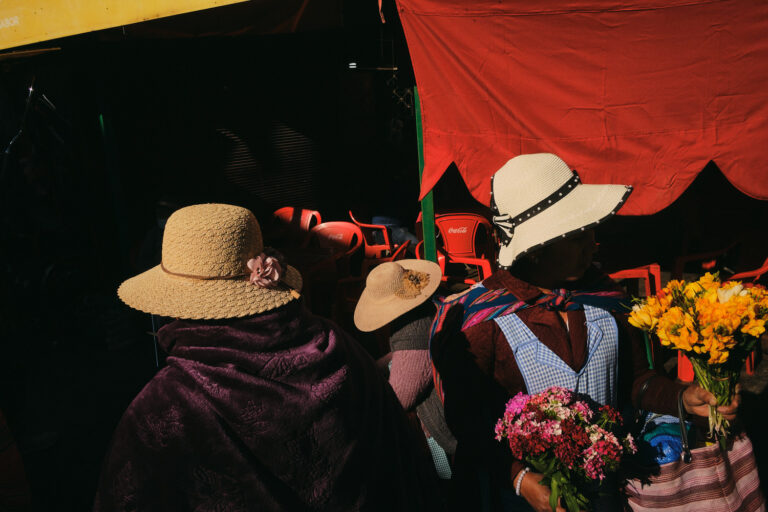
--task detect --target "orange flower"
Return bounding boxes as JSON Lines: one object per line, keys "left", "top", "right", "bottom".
{"left": 741, "top": 318, "right": 766, "bottom": 337}
{"left": 684, "top": 282, "right": 704, "bottom": 299}
{"left": 630, "top": 273, "right": 766, "bottom": 367}
{"left": 628, "top": 305, "right": 656, "bottom": 331}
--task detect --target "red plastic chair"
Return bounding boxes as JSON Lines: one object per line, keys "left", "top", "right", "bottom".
{"left": 300, "top": 222, "right": 363, "bottom": 315}
{"left": 271, "top": 207, "right": 322, "bottom": 248}
{"left": 728, "top": 256, "right": 768, "bottom": 283}
{"left": 435, "top": 212, "right": 496, "bottom": 284}
{"left": 415, "top": 212, "right": 496, "bottom": 285}
{"left": 362, "top": 241, "right": 411, "bottom": 275}
{"left": 348, "top": 210, "right": 395, "bottom": 259}
{"left": 609, "top": 264, "right": 663, "bottom": 369}
{"left": 306, "top": 222, "right": 362, "bottom": 268}
{"left": 609, "top": 263, "right": 662, "bottom": 298}
{"left": 671, "top": 243, "right": 737, "bottom": 280}
{"left": 415, "top": 240, "right": 447, "bottom": 273}
{"left": 348, "top": 210, "right": 411, "bottom": 274}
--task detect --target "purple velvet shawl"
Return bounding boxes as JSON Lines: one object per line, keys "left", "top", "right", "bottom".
{"left": 94, "top": 301, "right": 440, "bottom": 512}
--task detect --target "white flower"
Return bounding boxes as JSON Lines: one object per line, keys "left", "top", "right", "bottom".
{"left": 717, "top": 284, "right": 743, "bottom": 303}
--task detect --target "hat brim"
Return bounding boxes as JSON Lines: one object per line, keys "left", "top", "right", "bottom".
{"left": 354, "top": 259, "right": 442, "bottom": 332}
{"left": 117, "top": 264, "right": 303, "bottom": 320}
{"left": 497, "top": 183, "right": 632, "bottom": 268}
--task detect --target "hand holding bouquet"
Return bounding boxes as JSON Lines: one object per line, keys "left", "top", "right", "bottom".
{"left": 628, "top": 273, "right": 766, "bottom": 447}
{"left": 495, "top": 387, "right": 636, "bottom": 512}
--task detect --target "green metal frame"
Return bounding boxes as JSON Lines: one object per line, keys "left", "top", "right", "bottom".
{"left": 414, "top": 86, "right": 437, "bottom": 263}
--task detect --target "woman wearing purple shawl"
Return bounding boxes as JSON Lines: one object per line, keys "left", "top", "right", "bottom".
{"left": 94, "top": 203, "right": 441, "bottom": 512}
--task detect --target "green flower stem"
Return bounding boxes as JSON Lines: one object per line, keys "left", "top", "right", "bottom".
{"left": 642, "top": 331, "right": 654, "bottom": 369}
{"left": 530, "top": 458, "right": 590, "bottom": 512}
{"left": 689, "top": 356, "right": 737, "bottom": 447}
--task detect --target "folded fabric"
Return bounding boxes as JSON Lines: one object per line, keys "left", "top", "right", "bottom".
{"left": 639, "top": 414, "right": 693, "bottom": 465}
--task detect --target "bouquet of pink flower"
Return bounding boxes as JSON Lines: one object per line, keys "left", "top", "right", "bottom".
{"left": 495, "top": 387, "right": 637, "bottom": 512}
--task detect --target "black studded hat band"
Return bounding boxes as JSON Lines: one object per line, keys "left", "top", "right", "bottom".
{"left": 492, "top": 174, "right": 581, "bottom": 245}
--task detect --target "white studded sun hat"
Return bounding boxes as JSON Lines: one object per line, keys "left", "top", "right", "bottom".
{"left": 490, "top": 153, "right": 632, "bottom": 268}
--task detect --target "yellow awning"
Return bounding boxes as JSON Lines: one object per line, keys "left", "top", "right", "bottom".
{"left": 0, "top": 0, "right": 249, "bottom": 51}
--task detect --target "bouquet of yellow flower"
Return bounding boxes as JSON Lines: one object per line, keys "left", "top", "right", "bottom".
{"left": 628, "top": 272, "right": 767, "bottom": 447}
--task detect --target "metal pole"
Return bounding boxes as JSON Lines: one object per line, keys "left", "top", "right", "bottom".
{"left": 414, "top": 86, "right": 437, "bottom": 263}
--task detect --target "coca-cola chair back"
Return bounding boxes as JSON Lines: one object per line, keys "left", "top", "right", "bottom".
{"left": 308, "top": 222, "right": 363, "bottom": 259}
{"left": 434, "top": 212, "right": 495, "bottom": 260}
{"left": 413, "top": 212, "right": 496, "bottom": 286}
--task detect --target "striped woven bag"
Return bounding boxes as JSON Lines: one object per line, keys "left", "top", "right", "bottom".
{"left": 625, "top": 433, "right": 765, "bottom": 511}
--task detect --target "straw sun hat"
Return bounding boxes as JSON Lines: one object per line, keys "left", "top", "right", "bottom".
{"left": 118, "top": 203, "right": 302, "bottom": 320}
{"left": 354, "top": 260, "right": 442, "bottom": 332}
{"left": 491, "top": 153, "right": 633, "bottom": 268}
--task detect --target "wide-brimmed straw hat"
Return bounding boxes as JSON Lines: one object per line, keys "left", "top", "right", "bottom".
{"left": 491, "top": 153, "right": 632, "bottom": 268}
{"left": 354, "top": 260, "right": 442, "bottom": 332}
{"left": 118, "top": 203, "right": 302, "bottom": 320}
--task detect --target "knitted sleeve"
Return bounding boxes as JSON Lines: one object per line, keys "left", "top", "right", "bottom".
{"left": 389, "top": 349, "right": 433, "bottom": 411}
{"left": 387, "top": 313, "right": 434, "bottom": 410}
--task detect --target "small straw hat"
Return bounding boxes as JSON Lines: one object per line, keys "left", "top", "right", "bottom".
{"left": 118, "top": 203, "right": 302, "bottom": 320}
{"left": 354, "top": 260, "right": 442, "bottom": 332}
{"left": 491, "top": 153, "right": 632, "bottom": 268}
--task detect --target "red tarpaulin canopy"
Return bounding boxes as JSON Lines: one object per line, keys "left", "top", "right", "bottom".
{"left": 395, "top": 0, "right": 768, "bottom": 215}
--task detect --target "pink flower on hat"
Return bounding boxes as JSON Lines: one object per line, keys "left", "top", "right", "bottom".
{"left": 247, "top": 253, "right": 282, "bottom": 288}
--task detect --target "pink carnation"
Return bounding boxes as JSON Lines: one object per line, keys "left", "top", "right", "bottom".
{"left": 504, "top": 392, "right": 530, "bottom": 416}
{"left": 571, "top": 401, "right": 594, "bottom": 421}
{"left": 494, "top": 386, "right": 637, "bottom": 508}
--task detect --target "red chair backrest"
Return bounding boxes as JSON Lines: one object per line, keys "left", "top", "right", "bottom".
{"left": 727, "top": 256, "right": 768, "bottom": 283}
{"left": 608, "top": 264, "right": 663, "bottom": 371}
{"left": 415, "top": 240, "right": 447, "bottom": 271}
{"left": 348, "top": 210, "right": 393, "bottom": 258}
{"left": 671, "top": 243, "right": 736, "bottom": 280}
{"left": 272, "top": 207, "right": 322, "bottom": 246}
{"left": 608, "top": 263, "right": 662, "bottom": 298}
{"left": 308, "top": 222, "right": 363, "bottom": 258}
{"left": 433, "top": 212, "right": 495, "bottom": 259}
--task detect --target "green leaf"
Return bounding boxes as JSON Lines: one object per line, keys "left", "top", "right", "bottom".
{"left": 549, "top": 477, "right": 560, "bottom": 512}
{"left": 530, "top": 458, "right": 548, "bottom": 474}
{"left": 564, "top": 491, "right": 580, "bottom": 512}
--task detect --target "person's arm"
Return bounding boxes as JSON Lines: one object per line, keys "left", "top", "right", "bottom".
{"left": 619, "top": 315, "right": 739, "bottom": 420}
{"left": 622, "top": 317, "right": 685, "bottom": 415}
{"left": 518, "top": 471, "right": 572, "bottom": 512}
{"left": 388, "top": 349, "right": 433, "bottom": 410}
